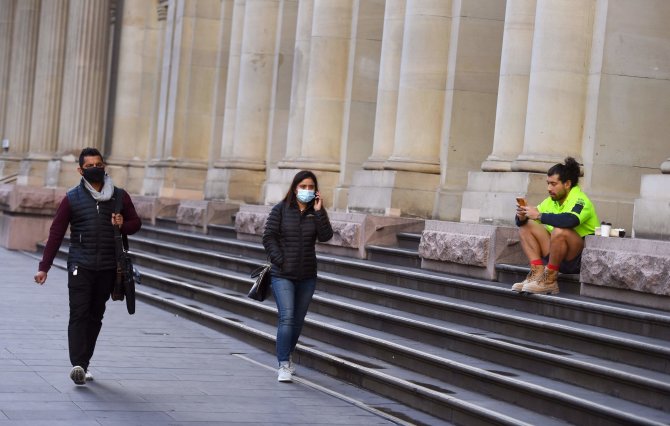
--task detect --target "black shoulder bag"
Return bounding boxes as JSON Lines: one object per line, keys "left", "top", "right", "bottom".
{"left": 112, "top": 188, "right": 138, "bottom": 314}
{"left": 248, "top": 204, "right": 282, "bottom": 302}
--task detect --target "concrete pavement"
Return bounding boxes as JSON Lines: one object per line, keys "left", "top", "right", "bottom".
{"left": 0, "top": 247, "right": 434, "bottom": 425}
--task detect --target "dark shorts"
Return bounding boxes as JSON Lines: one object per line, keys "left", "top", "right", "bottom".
{"left": 542, "top": 251, "right": 582, "bottom": 274}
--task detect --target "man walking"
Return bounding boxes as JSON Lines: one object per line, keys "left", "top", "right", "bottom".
{"left": 512, "top": 157, "right": 599, "bottom": 295}
{"left": 34, "top": 147, "right": 141, "bottom": 385}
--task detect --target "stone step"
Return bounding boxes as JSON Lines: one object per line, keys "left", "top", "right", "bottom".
{"left": 133, "top": 226, "right": 670, "bottom": 341}
{"left": 496, "top": 263, "right": 581, "bottom": 294}
{"left": 128, "top": 264, "right": 669, "bottom": 426}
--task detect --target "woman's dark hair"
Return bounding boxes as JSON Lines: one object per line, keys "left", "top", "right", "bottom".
{"left": 78, "top": 147, "right": 104, "bottom": 167}
{"left": 283, "top": 170, "right": 319, "bottom": 205}
{"left": 547, "top": 156, "right": 581, "bottom": 187}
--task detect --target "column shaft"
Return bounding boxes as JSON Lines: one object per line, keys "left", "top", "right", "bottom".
{"left": 482, "top": 0, "right": 536, "bottom": 172}
{"left": 366, "top": 0, "right": 405, "bottom": 169}
{"left": 389, "top": 0, "right": 452, "bottom": 173}
{"left": 4, "top": 0, "right": 40, "bottom": 153}
{"left": 0, "top": 0, "right": 15, "bottom": 140}
{"left": 220, "top": 0, "right": 246, "bottom": 161}
{"left": 283, "top": 0, "right": 313, "bottom": 161}
{"left": 299, "top": 0, "right": 354, "bottom": 168}
{"left": 228, "top": 0, "right": 281, "bottom": 168}
{"left": 30, "top": 0, "right": 69, "bottom": 154}
{"left": 514, "top": 0, "right": 596, "bottom": 172}
{"left": 58, "top": 0, "right": 111, "bottom": 153}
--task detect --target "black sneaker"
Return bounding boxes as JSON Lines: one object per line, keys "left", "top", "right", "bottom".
{"left": 70, "top": 366, "right": 86, "bottom": 385}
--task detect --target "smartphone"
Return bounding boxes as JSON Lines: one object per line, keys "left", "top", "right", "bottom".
{"left": 516, "top": 197, "right": 527, "bottom": 207}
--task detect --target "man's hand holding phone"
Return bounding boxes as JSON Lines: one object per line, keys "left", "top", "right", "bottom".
{"left": 516, "top": 197, "right": 527, "bottom": 219}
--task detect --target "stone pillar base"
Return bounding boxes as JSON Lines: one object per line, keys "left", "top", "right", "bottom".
{"left": 56, "top": 155, "right": 81, "bottom": 188}
{"left": 348, "top": 170, "right": 440, "bottom": 218}
{"left": 131, "top": 195, "right": 181, "bottom": 226}
{"left": 460, "top": 171, "right": 548, "bottom": 226}
{"left": 176, "top": 200, "right": 239, "bottom": 233}
{"left": 206, "top": 167, "right": 266, "bottom": 204}
{"left": 0, "top": 157, "right": 21, "bottom": 180}
{"left": 419, "top": 220, "right": 527, "bottom": 280}
{"left": 234, "top": 204, "right": 424, "bottom": 259}
{"left": 633, "top": 174, "right": 670, "bottom": 240}
{"left": 144, "top": 162, "right": 206, "bottom": 200}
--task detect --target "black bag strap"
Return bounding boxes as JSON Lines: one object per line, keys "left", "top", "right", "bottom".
{"left": 113, "top": 187, "right": 129, "bottom": 252}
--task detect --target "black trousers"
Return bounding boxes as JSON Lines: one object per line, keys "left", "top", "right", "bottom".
{"left": 67, "top": 265, "right": 115, "bottom": 370}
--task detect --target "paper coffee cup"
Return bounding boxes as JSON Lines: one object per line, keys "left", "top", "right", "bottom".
{"left": 600, "top": 223, "right": 611, "bottom": 237}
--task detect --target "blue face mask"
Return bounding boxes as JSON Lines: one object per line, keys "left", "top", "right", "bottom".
{"left": 296, "top": 189, "right": 315, "bottom": 203}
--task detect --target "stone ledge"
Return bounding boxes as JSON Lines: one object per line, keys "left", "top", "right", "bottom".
{"left": 0, "top": 184, "right": 67, "bottom": 251}
{"left": 132, "top": 195, "right": 181, "bottom": 226}
{"left": 176, "top": 200, "right": 238, "bottom": 232}
{"left": 234, "top": 204, "right": 424, "bottom": 258}
{"left": 581, "top": 236, "right": 670, "bottom": 309}
{"left": 419, "top": 221, "right": 527, "bottom": 280}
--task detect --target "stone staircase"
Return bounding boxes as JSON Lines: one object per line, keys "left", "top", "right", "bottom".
{"left": 41, "top": 222, "right": 670, "bottom": 425}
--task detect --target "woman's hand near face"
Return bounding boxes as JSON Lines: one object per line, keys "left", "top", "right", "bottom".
{"left": 314, "top": 191, "right": 322, "bottom": 211}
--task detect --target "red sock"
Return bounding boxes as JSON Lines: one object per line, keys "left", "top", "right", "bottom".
{"left": 547, "top": 263, "right": 559, "bottom": 271}
{"left": 530, "top": 259, "right": 543, "bottom": 266}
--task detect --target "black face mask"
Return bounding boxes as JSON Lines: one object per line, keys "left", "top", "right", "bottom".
{"left": 82, "top": 167, "right": 105, "bottom": 183}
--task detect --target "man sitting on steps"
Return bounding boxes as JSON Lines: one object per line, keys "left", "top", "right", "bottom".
{"left": 512, "top": 157, "right": 600, "bottom": 295}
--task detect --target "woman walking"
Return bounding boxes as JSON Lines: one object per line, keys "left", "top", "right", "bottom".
{"left": 262, "top": 170, "right": 333, "bottom": 382}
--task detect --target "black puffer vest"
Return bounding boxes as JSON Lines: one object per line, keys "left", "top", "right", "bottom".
{"left": 66, "top": 182, "right": 119, "bottom": 271}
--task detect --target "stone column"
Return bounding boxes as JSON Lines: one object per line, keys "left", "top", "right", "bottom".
{"left": 219, "top": 0, "right": 246, "bottom": 164}
{"left": 482, "top": 0, "right": 536, "bottom": 172}
{"left": 21, "top": 0, "right": 69, "bottom": 187}
{"left": 365, "top": 0, "right": 405, "bottom": 170}
{"left": 108, "top": 0, "right": 183, "bottom": 194}
{"left": 210, "top": 0, "right": 283, "bottom": 203}
{"left": 264, "top": 0, "right": 313, "bottom": 204}
{"left": 4, "top": 0, "right": 40, "bottom": 154}
{"left": 29, "top": 0, "right": 69, "bottom": 155}
{"left": 146, "top": 0, "right": 225, "bottom": 200}
{"left": 297, "top": 0, "right": 355, "bottom": 170}
{"left": 633, "top": 159, "right": 670, "bottom": 240}
{"left": 389, "top": 0, "right": 452, "bottom": 173}
{"left": 513, "top": 0, "right": 596, "bottom": 172}
{"left": 229, "top": 0, "right": 281, "bottom": 167}
{"left": 348, "top": 1, "right": 451, "bottom": 218}
{"left": 283, "top": 0, "right": 313, "bottom": 162}
{"left": 459, "top": 0, "right": 539, "bottom": 225}
{"left": 265, "top": 1, "right": 355, "bottom": 207}
{"left": 57, "top": 0, "right": 111, "bottom": 155}
{"left": 0, "top": 0, "right": 15, "bottom": 144}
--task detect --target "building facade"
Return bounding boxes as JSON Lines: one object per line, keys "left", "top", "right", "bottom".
{"left": 1, "top": 0, "right": 669, "bottom": 238}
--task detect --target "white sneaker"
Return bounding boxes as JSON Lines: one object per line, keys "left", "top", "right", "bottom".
{"left": 69, "top": 366, "right": 86, "bottom": 385}
{"left": 277, "top": 364, "right": 292, "bottom": 382}
{"left": 85, "top": 370, "right": 94, "bottom": 381}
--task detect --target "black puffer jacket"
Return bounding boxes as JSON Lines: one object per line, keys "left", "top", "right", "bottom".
{"left": 66, "top": 182, "right": 118, "bottom": 270}
{"left": 262, "top": 200, "right": 333, "bottom": 280}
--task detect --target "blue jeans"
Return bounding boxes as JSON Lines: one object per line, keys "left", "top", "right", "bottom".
{"left": 271, "top": 276, "right": 316, "bottom": 364}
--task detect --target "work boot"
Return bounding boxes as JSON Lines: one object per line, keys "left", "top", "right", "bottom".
{"left": 511, "top": 264, "right": 544, "bottom": 292}
{"left": 522, "top": 268, "right": 560, "bottom": 294}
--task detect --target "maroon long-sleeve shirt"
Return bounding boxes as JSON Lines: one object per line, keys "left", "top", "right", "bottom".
{"left": 38, "top": 190, "right": 142, "bottom": 273}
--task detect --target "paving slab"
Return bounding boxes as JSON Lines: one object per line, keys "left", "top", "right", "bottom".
{"left": 0, "top": 247, "right": 436, "bottom": 425}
